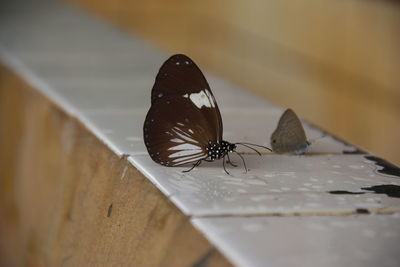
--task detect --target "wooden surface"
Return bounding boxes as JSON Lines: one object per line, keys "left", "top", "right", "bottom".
{"left": 71, "top": 0, "right": 400, "bottom": 165}
{"left": 0, "top": 64, "right": 232, "bottom": 267}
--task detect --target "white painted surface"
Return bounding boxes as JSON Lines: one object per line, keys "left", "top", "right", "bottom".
{"left": 1, "top": 0, "right": 399, "bottom": 266}
{"left": 79, "top": 110, "right": 148, "bottom": 156}
{"left": 130, "top": 154, "right": 400, "bottom": 216}
{"left": 192, "top": 215, "right": 400, "bottom": 267}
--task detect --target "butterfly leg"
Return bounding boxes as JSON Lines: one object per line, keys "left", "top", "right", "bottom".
{"left": 222, "top": 155, "right": 231, "bottom": 175}
{"left": 182, "top": 160, "right": 202, "bottom": 173}
{"left": 235, "top": 152, "right": 248, "bottom": 174}
{"left": 226, "top": 153, "right": 237, "bottom": 167}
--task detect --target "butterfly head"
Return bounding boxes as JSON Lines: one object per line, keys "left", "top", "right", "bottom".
{"left": 206, "top": 140, "right": 236, "bottom": 161}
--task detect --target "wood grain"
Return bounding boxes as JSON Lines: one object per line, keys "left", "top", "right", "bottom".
{"left": 0, "top": 64, "right": 232, "bottom": 267}
{"left": 71, "top": 0, "right": 400, "bottom": 165}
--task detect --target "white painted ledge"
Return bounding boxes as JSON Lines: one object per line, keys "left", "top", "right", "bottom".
{"left": 192, "top": 215, "right": 400, "bottom": 267}
{"left": 1, "top": 0, "right": 399, "bottom": 266}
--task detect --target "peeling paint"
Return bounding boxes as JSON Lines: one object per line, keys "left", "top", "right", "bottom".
{"left": 343, "top": 148, "right": 366, "bottom": 154}
{"left": 361, "top": 185, "right": 400, "bottom": 198}
{"left": 329, "top": 184, "right": 400, "bottom": 199}
{"left": 365, "top": 156, "right": 400, "bottom": 178}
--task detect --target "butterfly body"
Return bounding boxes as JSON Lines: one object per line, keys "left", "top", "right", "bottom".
{"left": 271, "top": 108, "right": 310, "bottom": 154}
{"left": 206, "top": 141, "right": 237, "bottom": 161}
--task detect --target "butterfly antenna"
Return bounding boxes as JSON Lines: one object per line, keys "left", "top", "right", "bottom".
{"left": 238, "top": 143, "right": 261, "bottom": 156}
{"left": 235, "top": 151, "right": 248, "bottom": 174}
{"left": 236, "top": 143, "right": 262, "bottom": 156}
{"left": 222, "top": 155, "right": 230, "bottom": 175}
{"left": 182, "top": 160, "right": 202, "bottom": 173}
{"left": 235, "top": 142, "right": 272, "bottom": 152}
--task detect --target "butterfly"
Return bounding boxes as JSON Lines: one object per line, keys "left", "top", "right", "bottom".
{"left": 143, "top": 54, "right": 268, "bottom": 173}
{"left": 270, "top": 108, "right": 310, "bottom": 154}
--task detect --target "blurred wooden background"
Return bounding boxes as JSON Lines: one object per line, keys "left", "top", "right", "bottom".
{"left": 71, "top": 0, "right": 400, "bottom": 165}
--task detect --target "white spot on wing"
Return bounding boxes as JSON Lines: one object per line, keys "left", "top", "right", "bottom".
{"left": 172, "top": 127, "right": 198, "bottom": 144}
{"left": 188, "top": 90, "right": 215, "bottom": 109}
{"left": 171, "top": 138, "right": 184, "bottom": 143}
{"left": 168, "top": 143, "right": 200, "bottom": 151}
{"left": 169, "top": 150, "right": 202, "bottom": 158}
{"left": 172, "top": 154, "right": 206, "bottom": 164}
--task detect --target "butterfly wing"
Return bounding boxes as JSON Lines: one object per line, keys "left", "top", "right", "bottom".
{"left": 144, "top": 54, "right": 223, "bottom": 166}
{"left": 151, "top": 54, "right": 223, "bottom": 141}
{"left": 271, "top": 108, "right": 309, "bottom": 153}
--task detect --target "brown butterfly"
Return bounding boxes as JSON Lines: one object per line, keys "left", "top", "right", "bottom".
{"left": 143, "top": 54, "right": 269, "bottom": 173}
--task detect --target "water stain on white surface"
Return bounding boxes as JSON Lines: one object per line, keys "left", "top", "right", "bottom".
{"left": 349, "top": 165, "right": 365, "bottom": 170}
{"left": 237, "top": 188, "right": 248, "bottom": 193}
{"left": 264, "top": 171, "right": 296, "bottom": 178}
{"left": 298, "top": 187, "right": 311, "bottom": 191}
{"left": 250, "top": 195, "right": 273, "bottom": 202}
{"left": 246, "top": 179, "right": 267, "bottom": 185}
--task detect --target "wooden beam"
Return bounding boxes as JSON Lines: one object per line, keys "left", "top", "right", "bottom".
{"left": 0, "top": 64, "right": 232, "bottom": 267}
